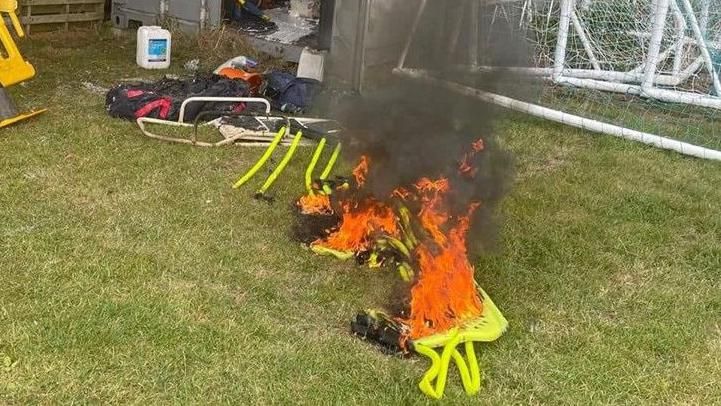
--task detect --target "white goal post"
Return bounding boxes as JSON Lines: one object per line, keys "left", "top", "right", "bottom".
{"left": 395, "top": 0, "right": 721, "bottom": 161}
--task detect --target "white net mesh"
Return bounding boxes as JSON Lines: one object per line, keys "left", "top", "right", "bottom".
{"left": 401, "top": 0, "right": 721, "bottom": 152}
{"left": 521, "top": 0, "right": 720, "bottom": 90}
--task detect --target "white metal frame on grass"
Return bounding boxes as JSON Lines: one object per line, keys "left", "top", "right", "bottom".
{"left": 136, "top": 97, "right": 274, "bottom": 147}
{"left": 136, "top": 97, "right": 331, "bottom": 148}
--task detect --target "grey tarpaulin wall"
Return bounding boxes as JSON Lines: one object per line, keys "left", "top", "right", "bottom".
{"left": 327, "top": 0, "right": 417, "bottom": 92}
{"left": 111, "top": 0, "right": 223, "bottom": 32}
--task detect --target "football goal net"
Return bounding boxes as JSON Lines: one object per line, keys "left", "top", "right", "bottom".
{"left": 395, "top": 0, "right": 721, "bottom": 160}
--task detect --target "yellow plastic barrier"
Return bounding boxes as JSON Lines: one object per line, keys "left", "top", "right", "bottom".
{"left": 0, "top": 0, "right": 46, "bottom": 127}
{"left": 0, "top": 0, "right": 35, "bottom": 87}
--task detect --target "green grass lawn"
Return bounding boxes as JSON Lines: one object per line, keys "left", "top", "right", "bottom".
{"left": 2, "top": 29, "right": 721, "bottom": 404}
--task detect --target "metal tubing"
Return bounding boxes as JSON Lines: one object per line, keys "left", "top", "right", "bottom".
{"left": 178, "top": 97, "right": 271, "bottom": 123}
{"left": 395, "top": 68, "right": 721, "bottom": 161}
{"left": 553, "top": 0, "right": 573, "bottom": 81}
{"left": 678, "top": 0, "right": 721, "bottom": 96}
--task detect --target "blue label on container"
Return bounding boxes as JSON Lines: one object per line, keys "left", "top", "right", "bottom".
{"left": 148, "top": 39, "right": 168, "bottom": 62}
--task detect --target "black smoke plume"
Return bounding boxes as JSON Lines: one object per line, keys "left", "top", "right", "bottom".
{"left": 323, "top": 1, "right": 534, "bottom": 255}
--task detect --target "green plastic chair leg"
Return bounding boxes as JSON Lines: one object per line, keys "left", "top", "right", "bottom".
{"left": 415, "top": 335, "right": 482, "bottom": 399}
{"left": 463, "top": 341, "right": 481, "bottom": 395}
{"left": 416, "top": 333, "right": 463, "bottom": 399}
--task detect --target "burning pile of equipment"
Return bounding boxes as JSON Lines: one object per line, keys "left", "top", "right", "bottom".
{"left": 293, "top": 85, "right": 513, "bottom": 399}
{"left": 299, "top": 142, "right": 493, "bottom": 344}
{"left": 227, "top": 1, "right": 527, "bottom": 395}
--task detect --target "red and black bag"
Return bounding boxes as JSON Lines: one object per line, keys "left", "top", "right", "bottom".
{"left": 105, "top": 73, "right": 250, "bottom": 122}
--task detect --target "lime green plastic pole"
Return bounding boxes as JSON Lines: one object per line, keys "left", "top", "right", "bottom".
{"left": 233, "top": 126, "right": 287, "bottom": 189}
{"left": 304, "top": 138, "right": 327, "bottom": 195}
{"left": 257, "top": 130, "right": 303, "bottom": 195}
{"left": 397, "top": 262, "right": 414, "bottom": 282}
{"left": 310, "top": 244, "right": 355, "bottom": 260}
{"left": 319, "top": 142, "right": 341, "bottom": 194}
{"left": 398, "top": 206, "right": 419, "bottom": 249}
{"left": 319, "top": 142, "right": 341, "bottom": 180}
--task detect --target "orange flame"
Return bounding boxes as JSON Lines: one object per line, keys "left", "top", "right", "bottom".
{"left": 472, "top": 138, "right": 485, "bottom": 152}
{"left": 403, "top": 202, "right": 483, "bottom": 339}
{"left": 297, "top": 194, "right": 333, "bottom": 215}
{"left": 312, "top": 199, "right": 399, "bottom": 253}
{"left": 415, "top": 178, "right": 451, "bottom": 244}
{"left": 459, "top": 138, "right": 485, "bottom": 178}
{"left": 353, "top": 156, "right": 370, "bottom": 187}
{"left": 392, "top": 187, "right": 411, "bottom": 201}
{"left": 458, "top": 158, "right": 475, "bottom": 177}
{"left": 302, "top": 137, "right": 489, "bottom": 342}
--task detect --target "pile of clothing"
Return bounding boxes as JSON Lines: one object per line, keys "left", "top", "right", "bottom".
{"left": 105, "top": 73, "right": 250, "bottom": 122}
{"left": 105, "top": 70, "right": 321, "bottom": 122}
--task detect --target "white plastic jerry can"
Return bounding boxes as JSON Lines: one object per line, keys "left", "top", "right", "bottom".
{"left": 136, "top": 26, "right": 172, "bottom": 69}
